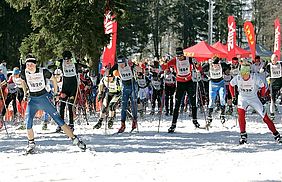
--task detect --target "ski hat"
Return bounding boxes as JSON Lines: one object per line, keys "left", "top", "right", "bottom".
{"left": 62, "top": 50, "right": 72, "bottom": 60}
{"left": 240, "top": 64, "right": 251, "bottom": 76}
{"left": 117, "top": 55, "right": 126, "bottom": 64}
{"left": 232, "top": 57, "right": 239, "bottom": 64}
{"left": 25, "top": 54, "right": 37, "bottom": 64}
{"left": 176, "top": 47, "right": 184, "bottom": 56}
{"left": 212, "top": 56, "right": 220, "bottom": 64}
{"left": 13, "top": 67, "right": 20, "bottom": 75}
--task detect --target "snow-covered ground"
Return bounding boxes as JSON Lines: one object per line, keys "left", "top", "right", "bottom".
{"left": 0, "top": 106, "right": 282, "bottom": 182}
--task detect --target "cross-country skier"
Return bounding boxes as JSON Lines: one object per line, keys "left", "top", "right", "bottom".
{"left": 56, "top": 50, "right": 79, "bottom": 132}
{"left": 164, "top": 67, "right": 176, "bottom": 116}
{"left": 110, "top": 55, "right": 142, "bottom": 133}
{"left": 93, "top": 68, "right": 121, "bottom": 129}
{"left": 150, "top": 72, "right": 163, "bottom": 115}
{"left": 265, "top": 54, "right": 282, "bottom": 119}
{"left": 136, "top": 71, "right": 150, "bottom": 117}
{"left": 202, "top": 57, "right": 230, "bottom": 125}
{"left": 165, "top": 47, "right": 200, "bottom": 133}
{"left": 1, "top": 71, "right": 18, "bottom": 124}
{"left": 229, "top": 61, "right": 281, "bottom": 144}
{"left": 20, "top": 54, "right": 86, "bottom": 154}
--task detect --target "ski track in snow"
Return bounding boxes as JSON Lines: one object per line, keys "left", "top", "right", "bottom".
{"left": 0, "top": 109, "right": 282, "bottom": 182}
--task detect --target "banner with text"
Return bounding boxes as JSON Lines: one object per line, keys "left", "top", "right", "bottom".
{"left": 102, "top": 11, "right": 117, "bottom": 69}
{"left": 244, "top": 21, "right": 256, "bottom": 61}
{"left": 274, "top": 18, "right": 281, "bottom": 61}
{"left": 227, "top": 16, "right": 236, "bottom": 60}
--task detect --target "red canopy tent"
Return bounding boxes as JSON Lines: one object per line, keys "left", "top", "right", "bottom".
{"left": 212, "top": 41, "right": 251, "bottom": 59}
{"left": 183, "top": 41, "right": 227, "bottom": 61}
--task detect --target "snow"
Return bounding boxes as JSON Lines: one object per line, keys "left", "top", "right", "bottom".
{"left": 0, "top": 109, "right": 282, "bottom": 182}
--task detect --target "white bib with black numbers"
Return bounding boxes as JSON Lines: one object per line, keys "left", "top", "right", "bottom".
{"left": 25, "top": 69, "right": 46, "bottom": 92}
{"left": 210, "top": 63, "right": 222, "bottom": 79}
{"left": 223, "top": 74, "right": 232, "bottom": 85}
{"left": 62, "top": 61, "right": 76, "bottom": 77}
{"left": 108, "top": 81, "right": 118, "bottom": 93}
{"left": 151, "top": 80, "right": 161, "bottom": 90}
{"left": 176, "top": 59, "right": 190, "bottom": 77}
{"left": 224, "top": 74, "right": 232, "bottom": 82}
{"left": 8, "top": 82, "right": 17, "bottom": 93}
{"left": 13, "top": 77, "right": 22, "bottom": 88}
{"left": 137, "top": 77, "right": 147, "bottom": 88}
{"left": 270, "top": 63, "right": 282, "bottom": 78}
{"left": 238, "top": 75, "right": 256, "bottom": 96}
{"left": 118, "top": 65, "right": 133, "bottom": 81}
{"left": 165, "top": 74, "right": 175, "bottom": 85}
{"left": 191, "top": 70, "right": 202, "bottom": 82}
{"left": 231, "top": 67, "right": 239, "bottom": 76}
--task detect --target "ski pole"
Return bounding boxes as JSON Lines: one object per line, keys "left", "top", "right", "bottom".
{"left": 0, "top": 88, "right": 9, "bottom": 137}
{"left": 157, "top": 88, "right": 165, "bottom": 133}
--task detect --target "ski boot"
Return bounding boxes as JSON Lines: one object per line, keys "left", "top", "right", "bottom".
{"left": 220, "top": 115, "right": 226, "bottom": 124}
{"left": 117, "top": 122, "right": 126, "bottom": 133}
{"left": 0, "top": 116, "right": 4, "bottom": 129}
{"left": 68, "top": 124, "right": 74, "bottom": 131}
{"left": 168, "top": 123, "right": 176, "bottom": 133}
{"left": 131, "top": 119, "right": 137, "bottom": 132}
{"left": 165, "top": 111, "right": 169, "bottom": 116}
{"left": 239, "top": 132, "right": 248, "bottom": 145}
{"left": 26, "top": 140, "right": 36, "bottom": 154}
{"left": 192, "top": 119, "right": 200, "bottom": 128}
{"left": 150, "top": 109, "right": 155, "bottom": 115}
{"left": 270, "top": 113, "right": 275, "bottom": 121}
{"left": 55, "top": 126, "right": 62, "bottom": 133}
{"left": 274, "top": 132, "right": 282, "bottom": 143}
{"left": 0, "top": 120, "right": 3, "bottom": 130}
{"left": 72, "top": 135, "right": 86, "bottom": 151}
{"left": 207, "top": 116, "right": 212, "bottom": 125}
{"left": 93, "top": 118, "right": 103, "bottom": 129}
{"left": 108, "top": 117, "right": 114, "bottom": 129}
{"left": 42, "top": 122, "right": 48, "bottom": 130}
{"left": 207, "top": 108, "right": 213, "bottom": 125}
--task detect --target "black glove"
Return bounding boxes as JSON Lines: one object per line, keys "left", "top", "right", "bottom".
{"left": 232, "top": 97, "right": 237, "bottom": 105}
{"left": 260, "top": 97, "right": 266, "bottom": 105}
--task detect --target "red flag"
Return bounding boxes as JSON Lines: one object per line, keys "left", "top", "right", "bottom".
{"left": 102, "top": 11, "right": 117, "bottom": 69}
{"left": 244, "top": 21, "right": 256, "bottom": 61}
{"left": 274, "top": 18, "right": 281, "bottom": 61}
{"left": 227, "top": 16, "right": 236, "bottom": 60}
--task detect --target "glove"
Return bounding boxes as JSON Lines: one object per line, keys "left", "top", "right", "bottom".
{"left": 97, "top": 94, "right": 102, "bottom": 102}
{"left": 260, "top": 97, "right": 266, "bottom": 105}
{"left": 232, "top": 97, "right": 237, "bottom": 105}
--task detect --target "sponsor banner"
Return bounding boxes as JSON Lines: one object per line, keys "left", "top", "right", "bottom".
{"left": 227, "top": 16, "right": 236, "bottom": 60}
{"left": 102, "top": 11, "right": 117, "bottom": 69}
{"left": 274, "top": 18, "right": 281, "bottom": 61}
{"left": 244, "top": 21, "right": 256, "bottom": 60}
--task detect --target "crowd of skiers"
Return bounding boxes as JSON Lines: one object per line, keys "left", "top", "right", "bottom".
{"left": 0, "top": 47, "right": 282, "bottom": 154}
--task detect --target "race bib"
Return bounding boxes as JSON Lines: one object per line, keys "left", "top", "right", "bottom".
{"left": 151, "top": 80, "right": 161, "bottom": 90}
{"left": 137, "top": 77, "right": 147, "bottom": 88}
{"left": 165, "top": 74, "right": 175, "bottom": 84}
{"left": 192, "top": 70, "right": 202, "bottom": 82}
{"left": 176, "top": 59, "right": 190, "bottom": 76}
{"left": 62, "top": 61, "right": 76, "bottom": 77}
{"left": 25, "top": 69, "right": 46, "bottom": 92}
{"left": 270, "top": 64, "right": 282, "bottom": 78}
{"left": 119, "top": 65, "right": 133, "bottom": 81}
{"left": 231, "top": 67, "right": 239, "bottom": 76}
{"left": 210, "top": 63, "right": 222, "bottom": 79}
